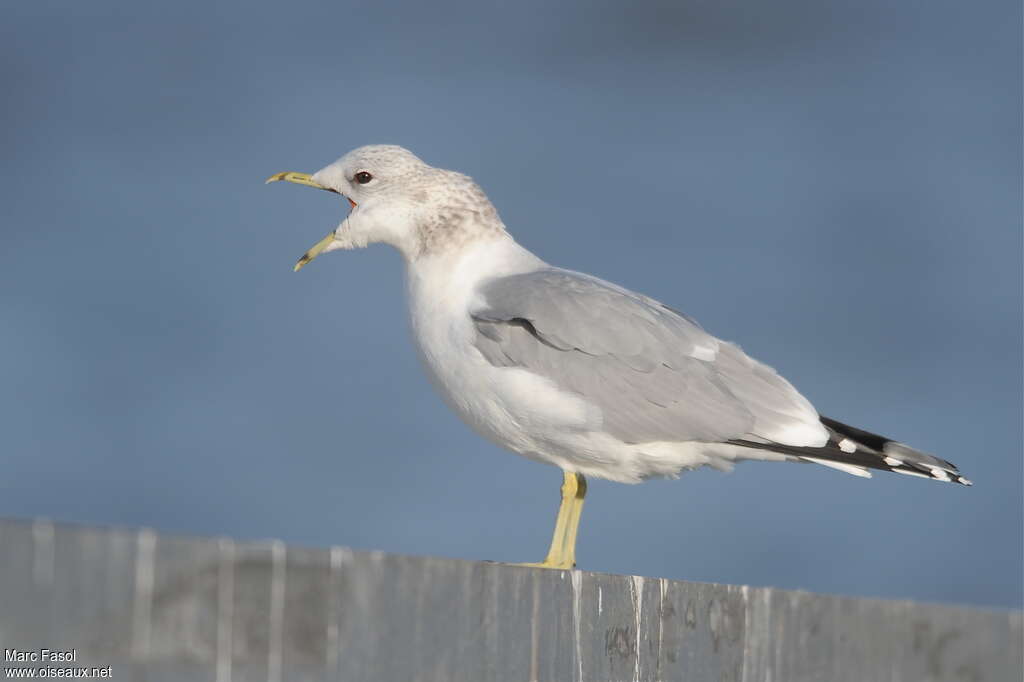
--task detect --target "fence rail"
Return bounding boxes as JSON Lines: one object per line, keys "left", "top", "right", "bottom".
{"left": 0, "top": 518, "right": 1019, "bottom": 681}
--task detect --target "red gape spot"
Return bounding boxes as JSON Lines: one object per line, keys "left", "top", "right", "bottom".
{"left": 348, "top": 198, "right": 357, "bottom": 209}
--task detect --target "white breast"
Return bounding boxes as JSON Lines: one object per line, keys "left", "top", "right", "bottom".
{"left": 404, "top": 236, "right": 599, "bottom": 459}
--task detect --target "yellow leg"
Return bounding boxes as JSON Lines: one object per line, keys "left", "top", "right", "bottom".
{"left": 517, "top": 471, "right": 587, "bottom": 569}
{"left": 562, "top": 473, "right": 587, "bottom": 564}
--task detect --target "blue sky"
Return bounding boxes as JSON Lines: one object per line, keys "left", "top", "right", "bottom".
{"left": 2, "top": 1, "right": 1020, "bottom": 608}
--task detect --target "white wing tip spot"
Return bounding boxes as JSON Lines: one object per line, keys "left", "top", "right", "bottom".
{"left": 837, "top": 438, "right": 857, "bottom": 453}
{"left": 883, "top": 456, "right": 903, "bottom": 467}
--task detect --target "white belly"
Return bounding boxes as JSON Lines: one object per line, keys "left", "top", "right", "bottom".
{"left": 409, "top": 273, "right": 598, "bottom": 462}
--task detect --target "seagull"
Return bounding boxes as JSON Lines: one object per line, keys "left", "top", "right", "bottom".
{"left": 267, "top": 145, "right": 970, "bottom": 569}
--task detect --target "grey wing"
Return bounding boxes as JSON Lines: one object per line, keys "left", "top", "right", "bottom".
{"left": 470, "top": 268, "right": 825, "bottom": 446}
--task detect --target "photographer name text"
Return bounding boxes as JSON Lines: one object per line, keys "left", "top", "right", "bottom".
{"left": 5, "top": 649, "right": 77, "bottom": 663}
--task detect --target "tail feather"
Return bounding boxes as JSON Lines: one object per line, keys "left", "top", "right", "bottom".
{"left": 730, "top": 416, "right": 972, "bottom": 486}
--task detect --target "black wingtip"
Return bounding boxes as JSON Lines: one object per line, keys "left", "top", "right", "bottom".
{"left": 731, "top": 416, "right": 970, "bottom": 485}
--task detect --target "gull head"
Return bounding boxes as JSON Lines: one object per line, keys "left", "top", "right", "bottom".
{"left": 267, "top": 145, "right": 505, "bottom": 269}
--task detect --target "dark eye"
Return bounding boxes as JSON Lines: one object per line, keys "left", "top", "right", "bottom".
{"left": 354, "top": 171, "right": 373, "bottom": 185}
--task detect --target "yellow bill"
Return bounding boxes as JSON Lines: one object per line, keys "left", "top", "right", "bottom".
{"left": 265, "top": 171, "right": 332, "bottom": 191}
{"left": 293, "top": 232, "right": 337, "bottom": 272}
{"left": 266, "top": 171, "right": 344, "bottom": 272}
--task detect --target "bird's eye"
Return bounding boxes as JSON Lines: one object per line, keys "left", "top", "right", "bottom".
{"left": 354, "top": 171, "right": 373, "bottom": 185}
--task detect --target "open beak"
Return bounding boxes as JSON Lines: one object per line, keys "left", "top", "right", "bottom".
{"left": 265, "top": 171, "right": 357, "bottom": 272}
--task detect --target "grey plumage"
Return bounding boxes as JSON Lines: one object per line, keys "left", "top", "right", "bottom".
{"left": 471, "top": 268, "right": 824, "bottom": 447}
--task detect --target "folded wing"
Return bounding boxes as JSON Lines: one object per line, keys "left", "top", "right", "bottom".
{"left": 470, "top": 268, "right": 827, "bottom": 448}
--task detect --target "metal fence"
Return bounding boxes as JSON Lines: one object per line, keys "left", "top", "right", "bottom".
{"left": 0, "top": 518, "right": 1019, "bottom": 681}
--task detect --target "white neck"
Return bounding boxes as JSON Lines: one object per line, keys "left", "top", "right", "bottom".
{"left": 406, "top": 232, "right": 545, "bottom": 310}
